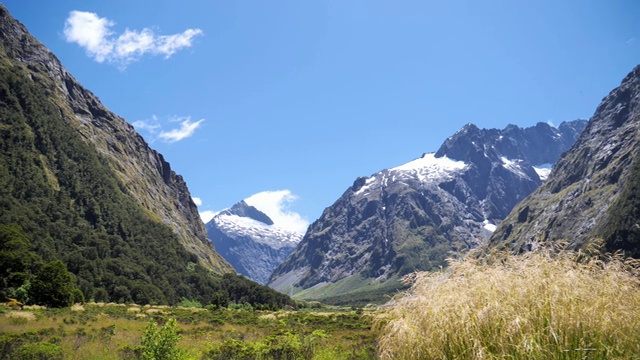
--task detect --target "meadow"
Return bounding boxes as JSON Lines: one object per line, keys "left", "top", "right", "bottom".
{"left": 0, "top": 302, "right": 376, "bottom": 359}
{"left": 3, "top": 246, "right": 640, "bottom": 359}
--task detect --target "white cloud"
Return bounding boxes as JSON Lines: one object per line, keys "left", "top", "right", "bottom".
{"left": 64, "top": 10, "right": 203, "bottom": 68}
{"left": 63, "top": 11, "right": 114, "bottom": 63}
{"left": 192, "top": 197, "right": 203, "bottom": 206}
{"left": 244, "top": 190, "right": 310, "bottom": 234}
{"left": 132, "top": 117, "right": 161, "bottom": 133}
{"left": 199, "top": 210, "right": 216, "bottom": 224}
{"left": 156, "top": 29, "right": 204, "bottom": 58}
{"left": 133, "top": 115, "right": 204, "bottom": 143}
{"left": 158, "top": 117, "right": 205, "bottom": 143}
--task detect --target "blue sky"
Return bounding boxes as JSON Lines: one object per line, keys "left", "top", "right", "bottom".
{"left": 3, "top": 1, "right": 640, "bottom": 233}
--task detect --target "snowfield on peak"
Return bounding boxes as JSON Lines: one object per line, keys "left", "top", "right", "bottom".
{"left": 213, "top": 214, "right": 302, "bottom": 249}
{"left": 355, "top": 153, "right": 467, "bottom": 196}
{"left": 390, "top": 153, "right": 467, "bottom": 178}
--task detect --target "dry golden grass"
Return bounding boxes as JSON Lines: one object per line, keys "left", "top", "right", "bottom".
{"left": 376, "top": 249, "right": 640, "bottom": 359}
{"left": 5, "top": 311, "right": 36, "bottom": 321}
{"left": 71, "top": 303, "right": 85, "bottom": 311}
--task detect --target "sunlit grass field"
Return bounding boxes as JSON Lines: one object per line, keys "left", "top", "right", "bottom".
{"left": 0, "top": 302, "right": 376, "bottom": 359}
{"left": 376, "top": 248, "right": 640, "bottom": 359}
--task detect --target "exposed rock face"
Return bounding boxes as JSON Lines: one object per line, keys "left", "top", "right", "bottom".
{"left": 206, "top": 201, "right": 301, "bottom": 284}
{"left": 487, "top": 65, "right": 640, "bottom": 257}
{"left": 268, "top": 120, "right": 586, "bottom": 300}
{"left": 0, "top": 5, "right": 232, "bottom": 273}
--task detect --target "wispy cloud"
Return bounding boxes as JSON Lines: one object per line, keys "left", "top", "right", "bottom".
{"left": 244, "top": 190, "right": 310, "bottom": 234}
{"left": 192, "top": 197, "right": 203, "bottom": 206}
{"left": 158, "top": 117, "right": 205, "bottom": 143}
{"left": 64, "top": 10, "right": 203, "bottom": 68}
{"left": 132, "top": 115, "right": 204, "bottom": 143}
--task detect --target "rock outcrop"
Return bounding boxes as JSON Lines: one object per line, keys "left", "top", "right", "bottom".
{"left": 487, "top": 65, "right": 640, "bottom": 257}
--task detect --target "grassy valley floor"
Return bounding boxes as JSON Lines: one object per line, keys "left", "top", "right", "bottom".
{"left": 0, "top": 303, "right": 376, "bottom": 359}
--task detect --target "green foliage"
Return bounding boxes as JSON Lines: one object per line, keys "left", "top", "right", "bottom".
{"left": 29, "top": 260, "right": 81, "bottom": 308}
{"left": 0, "top": 223, "right": 41, "bottom": 300}
{"left": 177, "top": 297, "right": 202, "bottom": 308}
{"left": 140, "top": 318, "right": 183, "bottom": 360}
{"left": 204, "top": 331, "right": 329, "bottom": 360}
{"left": 17, "top": 342, "right": 62, "bottom": 360}
{"left": 11, "top": 281, "right": 31, "bottom": 304}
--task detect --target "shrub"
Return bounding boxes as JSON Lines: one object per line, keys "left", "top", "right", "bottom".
{"left": 177, "top": 297, "right": 202, "bottom": 308}
{"left": 18, "top": 342, "right": 62, "bottom": 360}
{"left": 376, "top": 249, "right": 640, "bottom": 359}
{"left": 140, "top": 318, "right": 184, "bottom": 360}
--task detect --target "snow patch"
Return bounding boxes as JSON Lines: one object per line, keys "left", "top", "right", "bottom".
{"left": 500, "top": 157, "right": 529, "bottom": 178}
{"left": 390, "top": 153, "right": 467, "bottom": 183}
{"left": 354, "top": 176, "right": 378, "bottom": 195}
{"left": 483, "top": 220, "right": 496, "bottom": 232}
{"left": 533, "top": 164, "right": 552, "bottom": 181}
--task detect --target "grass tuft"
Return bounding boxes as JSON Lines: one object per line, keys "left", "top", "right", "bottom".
{"left": 376, "top": 248, "right": 640, "bottom": 359}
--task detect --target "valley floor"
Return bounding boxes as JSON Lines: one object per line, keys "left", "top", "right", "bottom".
{"left": 0, "top": 303, "right": 376, "bottom": 359}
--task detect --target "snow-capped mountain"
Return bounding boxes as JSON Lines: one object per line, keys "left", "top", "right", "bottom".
{"left": 268, "top": 120, "right": 586, "bottom": 303}
{"left": 206, "top": 201, "right": 302, "bottom": 284}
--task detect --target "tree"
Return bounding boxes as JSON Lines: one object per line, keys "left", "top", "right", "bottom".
{"left": 29, "top": 260, "right": 82, "bottom": 307}
{"left": 0, "top": 224, "right": 40, "bottom": 293}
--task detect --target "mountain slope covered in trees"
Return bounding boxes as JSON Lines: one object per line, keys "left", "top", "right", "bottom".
{"left": 0, "top": 4, "right": 290, "bottom": 308}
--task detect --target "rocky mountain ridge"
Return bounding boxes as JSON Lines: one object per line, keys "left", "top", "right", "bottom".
{"left": 207, "top": 201, "right": 302, "bottom": 284}
{"left": 487, "top": 65, "right": 640, "bottom": 257}
{"left": 268, "top": 120, "right": 586, "bottom": 302}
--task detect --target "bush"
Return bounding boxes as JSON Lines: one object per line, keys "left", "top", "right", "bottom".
{"left": 140, "top": 318, "right": 183, "bottom": 360}
{"left": 376, "top": 249, "right": 640, "bottom": 359}
{"left": 177, "top": 297, "right": 202, "bottom": 308}
{"left": 18, "top": 342, "right": 62, "bottom": 360}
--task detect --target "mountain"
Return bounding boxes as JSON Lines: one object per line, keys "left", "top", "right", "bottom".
{"left": 487, "top": 65, "right": 640, "bottom": 257}
{"left": 206, "top": 201, "right": 302, "bottom": 285}
{"left": 0, "top": 4, "right": 292, "bottom": 308}
{"left": 268, "top": 120, "right": 586, "bottom": 304}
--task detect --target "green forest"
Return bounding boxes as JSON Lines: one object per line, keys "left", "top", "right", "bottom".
{"left": 0, "top": 63, "right": 291, "bottom": 309}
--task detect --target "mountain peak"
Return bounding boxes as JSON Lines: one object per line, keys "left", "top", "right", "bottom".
{"left": 435, "top": 120, "right": 587, "bottom": 166}
{"left": 207, "top": 200, "right": 301, "bottom": 284}
{"left": 220, "top": 200, "right": 274, "bottom": 225}
{"left": 269, "top": 119, "right": 586, "bottom": 301}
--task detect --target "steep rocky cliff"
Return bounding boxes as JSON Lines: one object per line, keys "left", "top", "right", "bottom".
{"left": 0, "top": 5, "right": 231, "bottom": 273}
{"left": 206, "top": 201, "right": 301, "bottom": 284}
{"left": 268, "top": 120, "right": 586, "bottom": 303}
{"left": 487, "top": 65, "right": 640, "bottom": 257}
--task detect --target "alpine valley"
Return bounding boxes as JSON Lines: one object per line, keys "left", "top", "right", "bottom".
{"left": 268, "top": 120, "right": 586, "bottom": 304}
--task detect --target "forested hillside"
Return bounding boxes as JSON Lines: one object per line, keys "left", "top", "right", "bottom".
{"left": 0, "top": 6, "right": 291, "bottom": 309}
